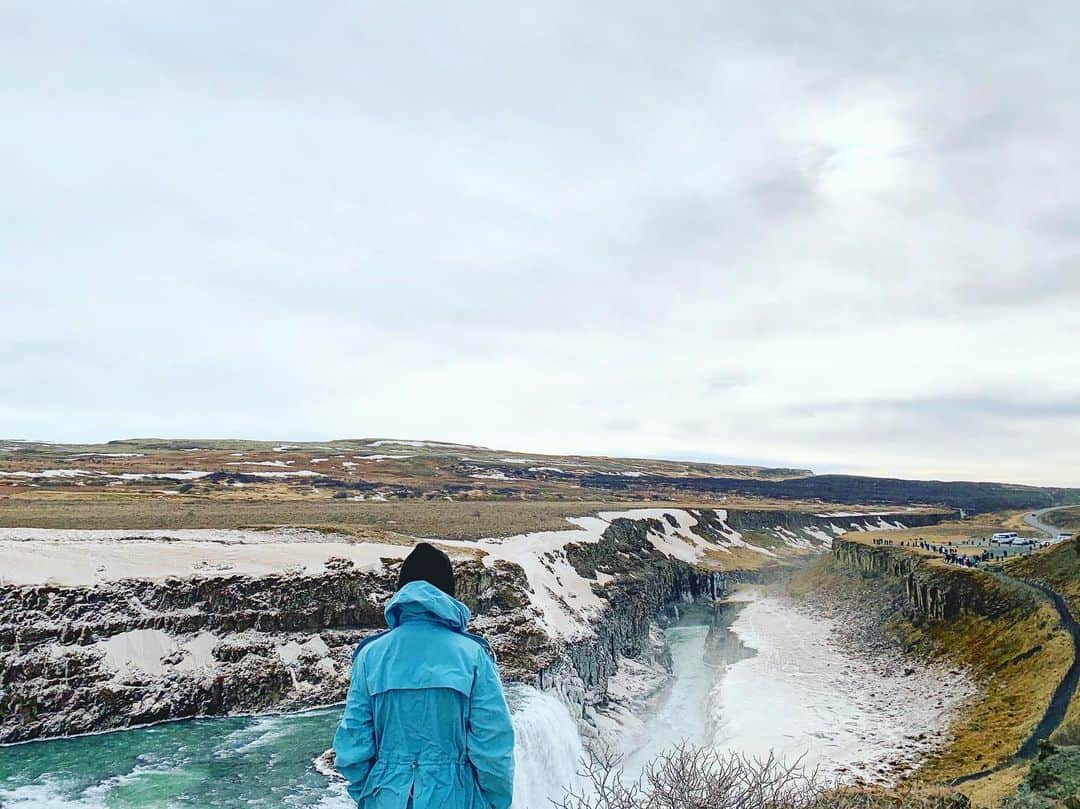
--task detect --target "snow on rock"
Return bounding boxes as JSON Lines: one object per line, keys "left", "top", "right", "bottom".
{"left": 625, "top": 508, "right": 712, "bottom": 563}
{"left": 246, "top": 470, "right": 321, "bottom": 478}
{"left": 772, "top": 527, "right": 813, "bottom": 550}
{"left": 0, "top": 469, "right": 215, "bottom": 482}
{"left": 0, "top": 510, "right": 726, "bottom": 638}
{"left": 113, "top": 470, "right": 212, "bottom": 481}
{"left": 699, "top": 511, "right": 778, "bottom": 557}
{"left": 276, "top": 635, "right": 330, "bottom": 666}
{"left": 0, "top": 469, "right": 95, "bottom": 478}
{"left": 437, "top": 508, "right": 717, "bottom": 639}
{"left": 68, "top": 453, "right": 146, "bottom": 458}
{"left": 92, "top": 629, "right": 218, "bottom": 677}
{"left": 802, "top": 527, "right": 834, "bottom": 547}
{"left": 470, "top": 471, "right": 514, "bottom": 481}
{"left": 0, "top": 528, "right": 418, "bottom": 586}
{"left": 0, "top": 507, "right": 859, "bottom": 646}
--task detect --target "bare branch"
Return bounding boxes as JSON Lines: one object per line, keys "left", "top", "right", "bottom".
{"left": 560, "top": 744, "right": 969, "bottom": 809}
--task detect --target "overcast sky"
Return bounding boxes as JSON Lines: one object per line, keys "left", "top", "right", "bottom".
{"left": 2, "top": 2, "right": 1078, "bottom": 486}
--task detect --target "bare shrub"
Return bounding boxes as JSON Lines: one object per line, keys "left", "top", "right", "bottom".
{"left": 822, "top": 786, "right": 971, "bottom": 809}
{"left": 559, "top": 744, "right": 969, "bottom": 809}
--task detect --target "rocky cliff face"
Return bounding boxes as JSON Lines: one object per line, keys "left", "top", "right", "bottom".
{"left": 832, "top": 538, "right": 1033, "bottom": 622}
{"left": 0, "top": 513, "right": 735, "bottom": 744}
{"left": 727, "top": 509, "right": 951, "bottom": 534}
{"left": 5, "top": 508, "right": 922, "bottom": 744}
{"left": 0, "top": 556, "right": 549, "bottom": 743}
{"left": 544, "top": 516, "right": 727, "bottom": 710}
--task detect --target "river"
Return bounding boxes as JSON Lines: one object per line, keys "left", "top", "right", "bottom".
{"left": 623, "top": 587, "right": 972, "bottom": 785}
{"left": 0, "top": 587, "right": 968, "bottom": 807}
{"left": 0, "top": 685, "right": 582, "bottom": 809}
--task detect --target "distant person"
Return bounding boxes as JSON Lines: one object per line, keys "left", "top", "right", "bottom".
{"left": 334, "top": 543, "right": 515, "bottom": 808}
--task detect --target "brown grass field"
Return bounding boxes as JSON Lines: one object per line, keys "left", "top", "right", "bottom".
{"left": 1044, "top": 506, "right": 1080, "bottom": 532}
{"left": 0, "top": 487, "right": 935, "bottom": 537}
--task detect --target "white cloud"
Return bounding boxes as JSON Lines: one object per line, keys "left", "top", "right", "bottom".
{"left": 1, "top": 1, "right": 1078, "bottom": 486}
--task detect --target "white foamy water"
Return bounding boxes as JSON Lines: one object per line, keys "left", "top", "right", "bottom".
{"left": 707, "top": 588, "right": 972, "bottom": 782}
{"left": 507, "top": 684, "right": 584, "bottom": 808}
{"left": 613, "top": 590, "right": 971, "bottom": 786}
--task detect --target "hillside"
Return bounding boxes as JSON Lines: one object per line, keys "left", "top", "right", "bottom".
{"left": 1007, "top": 538, "right": 1080, "bottom": 746}
{"left": 1045, "top": 507, "right": 1080, "bottom": 532}
{"left": 1, "top": 439, "right": 1076, "bottom": 525}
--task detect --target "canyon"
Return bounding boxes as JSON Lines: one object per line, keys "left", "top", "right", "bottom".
{"left": 0, "top": 508, "right": 933, "bottom": 745}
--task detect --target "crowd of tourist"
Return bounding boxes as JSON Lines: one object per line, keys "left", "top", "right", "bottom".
{"left": 869, "top": 535, "right": 1051, "bottom": 567}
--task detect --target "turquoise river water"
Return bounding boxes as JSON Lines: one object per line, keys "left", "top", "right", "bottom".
{"left": 0, "top": 682, "right": 583, "bottom": 809}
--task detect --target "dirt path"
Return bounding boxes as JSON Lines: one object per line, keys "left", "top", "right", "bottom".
{"left": 950, "top": 571, "right": 1080, "bottom": 785}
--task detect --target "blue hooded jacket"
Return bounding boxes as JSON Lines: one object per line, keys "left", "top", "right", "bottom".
{"left": 333, "top": 581, "right": 515, "bottom": 808}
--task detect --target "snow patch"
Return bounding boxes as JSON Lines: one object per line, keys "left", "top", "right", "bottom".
{"left": 709, "top": 589, "right": 975, "bottom": 784}
{"left": 436, "top": 508, "right": 718, "bottom": 639}
{"left": 93, "top": 629, "right": 218, "bottom": 677}
{"left": 801, "top": 527, "right": 834, "bottom": 547}
{"left": 1, "top": 469, "right": 94, "bottom": 478}
{"left": 470, "top": 471, "right": 514, "bottom": 481}
{"left": 246, "top": 471, "right": 321, "bottom": 478}
{"left": 68, "top": 453, "right": 146, "bottom": 458}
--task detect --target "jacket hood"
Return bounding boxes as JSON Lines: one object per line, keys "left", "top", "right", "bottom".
{"left": 384, "top": 580, "right": 471, "bottom": 631}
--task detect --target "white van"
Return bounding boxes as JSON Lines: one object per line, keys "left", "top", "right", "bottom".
{"left": 992, "top": 532, "right": 1019, "bottom": 544}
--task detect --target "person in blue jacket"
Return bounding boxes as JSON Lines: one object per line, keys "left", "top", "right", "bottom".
{"left": 334, "top": 542, "right": 515, "bottom": 808}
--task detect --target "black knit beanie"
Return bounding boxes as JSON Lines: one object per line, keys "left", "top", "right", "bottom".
{"left": 397, "top": 542, "right": 456, "bottom": 597}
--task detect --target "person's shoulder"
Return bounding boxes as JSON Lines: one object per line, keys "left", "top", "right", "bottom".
{"left": 352, "top": 628, "right": 393, "bottom": 663}
{"left": 460, "top": 630, "right": 497, "bottom": 662}
{"left": 420, "top": 625, "right": 496, "bottom": 662}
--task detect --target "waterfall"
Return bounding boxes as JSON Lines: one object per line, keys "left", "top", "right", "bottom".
{"left": 507, "top": 683, "right": 584, "bottom": 809}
